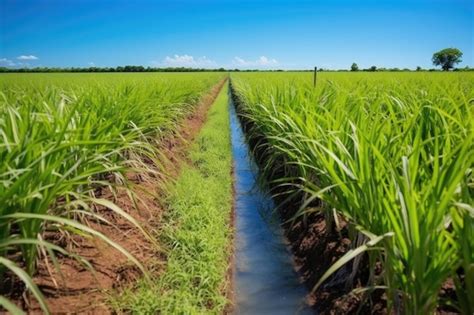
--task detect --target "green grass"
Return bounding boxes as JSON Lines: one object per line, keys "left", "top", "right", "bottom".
{"left": 0, "top": 73, "right": 224, "bottom": 313}
{"left": 231, "top": 72, "right": 474, "bottom": 314}
{"left": 113, "top": 83, "right": 233, "bottom": 314}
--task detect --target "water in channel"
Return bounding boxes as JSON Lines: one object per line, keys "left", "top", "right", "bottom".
{"left": 230, "top": 95, "right": 312, "bottom": 315}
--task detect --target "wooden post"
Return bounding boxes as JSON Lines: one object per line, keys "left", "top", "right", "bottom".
{"left": 313, "top": 66, "right": 317, "bottom": 87}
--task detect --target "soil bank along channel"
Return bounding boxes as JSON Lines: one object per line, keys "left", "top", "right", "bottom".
{"left": 230, "top": 90, "right": 312, "bottom": 315}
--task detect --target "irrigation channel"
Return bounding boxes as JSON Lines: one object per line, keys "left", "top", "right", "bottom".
{"left": 229, "top": 92, "right": 312, "bottom": 315}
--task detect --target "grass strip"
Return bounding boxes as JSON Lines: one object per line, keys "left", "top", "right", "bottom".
{"left": 114, "top": 84, "right": 233, "bottom": 314}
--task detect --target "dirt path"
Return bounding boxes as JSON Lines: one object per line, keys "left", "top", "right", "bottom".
{"left": 6, "top": 78, "right": 228, "bottom": 314}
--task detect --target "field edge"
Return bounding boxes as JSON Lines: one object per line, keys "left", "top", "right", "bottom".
{"left": 112, "top": 83, "right": 234, "bottom": 314}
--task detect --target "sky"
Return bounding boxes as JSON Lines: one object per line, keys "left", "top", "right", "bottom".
{"left": 0, "top": 0, "right": 473, "bottom": 70}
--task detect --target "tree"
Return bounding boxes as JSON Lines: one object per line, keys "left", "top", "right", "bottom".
{"left": 351, "top": 62, "right": 359, "bottom": 71}
{"left": 432, "top": 48, "right": 463, "bottom": 71}
{"left": 416, "top": 66, "right": 422, "bottom": 71}
{"left": 369, "top": 65, "right": 377, "bottom": 72}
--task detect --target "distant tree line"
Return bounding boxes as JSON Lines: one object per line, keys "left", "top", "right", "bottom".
{"left": 1, "top": 65, "right": 472, "bottom": 73}
{"left": 347, "top": 64, "right": 473, "bottom": 72}
{"left": 0, "top": 66, "right": 293, "bottom": 73}
{"left": 0, "top": 48, "right": 471, "bottom": 73}
{"left": 346, "top": 48, "right": 470, "bottom": 72}
{"left": 0, "top": 66, "right": 232, "bottom": 73}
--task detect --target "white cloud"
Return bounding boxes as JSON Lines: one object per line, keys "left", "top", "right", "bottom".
{"left": 17, "top": 55, "right": 38, "bottom": 60}
{"left": 0, "top": 58, "right": 16, "bottom": 67}
{"left": 88, "top": 62, "right": 95, "bottom": 66}
{"left": 156, "top": 54, "right": 217, "bottom": 68}
{"left": 233, "top": 57, "right": 248, "bottom": 66}
{"left": 232, "top": 56, "right": 279, "bottom": 68}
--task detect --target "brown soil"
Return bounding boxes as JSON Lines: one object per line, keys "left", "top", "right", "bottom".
{"left": 1, "top": 78, "right": 227, "bottom": 314}
{"left": 287, "top": 211, "right": 459, "bottom": 315}
{"left": 285, "top": 212, "right": 386, "bottom": 315}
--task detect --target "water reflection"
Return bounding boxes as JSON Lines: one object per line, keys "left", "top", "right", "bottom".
{"left": 230, "top": 93, "right": 313, "bottom": 315}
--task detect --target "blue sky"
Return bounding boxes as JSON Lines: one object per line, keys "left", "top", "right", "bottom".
{"left": 0, "top": 0, "right": 472, "bottom": 69}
